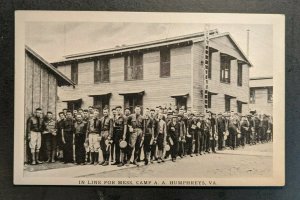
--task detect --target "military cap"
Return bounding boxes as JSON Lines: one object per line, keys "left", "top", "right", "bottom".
{"left": 167, "top": 110, "right": 173, "bottom": 115}
{"left": 218, "top": 112, "right": 223, "bottom": 116}
{"left": 150, "top": 108, "right": 155, "bottom": 112}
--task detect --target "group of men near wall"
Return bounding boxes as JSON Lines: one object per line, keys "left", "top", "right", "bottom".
{"left": 26, "top": 106, "right": 273, "bottom": 167}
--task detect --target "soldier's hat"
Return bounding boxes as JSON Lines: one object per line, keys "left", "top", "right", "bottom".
{"left": 167, "top": 110, "right": 173, "bottom": 115}
{"left": 190, "top": 112, "right": 195, "bottom": 116}
{"left": 150, "top": 108, "right": 155, "bottom": 112}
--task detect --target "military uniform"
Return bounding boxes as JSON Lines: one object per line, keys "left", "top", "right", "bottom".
{"left": 186, "top": 117, "right": 196, "bottom": 156}
{"left": 27, "top": 115, "right": 43, "bottom": 164}
{"left": 150, "top": 115, "right": 159, "bottom": 162}
{"left": 99, "top": 115, "right": 113, "bottom": 166}
{"left": 210, "top": 116, "right": 217, "bottom": 153}
{"left": 87, "top": 117, "right": 101, "bottom": 164}
{"left": 56, "top": 118, "right": 65, "bottom": 161}
{"left": 125, "top": 114, "right": 144, "bottom": 164}
{"left": 143, "top": 116, "right": 154, "bottom": 165}
{"left": 240, "top": 118, "right": 249, "bottom": 147}
{"left": 41, "top": 117, "right": 57, "bottom": 162}
{"left": 156, "top": 118, "right": 166, "bottom": 162}
{"left": 177, "top": 117, "right": 186, "bottom": 158}
{"left": 203, "top": 118, "right": 211, "bottom": 152}
{"left": 112, "top": 114, "right": 125, "bottom": 165}
{"left": 167, "top": 118, "right": 181, "bottom": 161}
{"left": 216, "top": 114, "right": 226, "bottom": 150}
{"left": 228, "top": 116, "right": 238, "bottom": 150}
{"left": 74, "top": 120, "right": 87, "bottom": 164}
{"left": 62, "top": 118, "right": 75, "bottom": 163}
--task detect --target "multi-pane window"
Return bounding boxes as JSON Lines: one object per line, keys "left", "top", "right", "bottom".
{"left": 225, "top": 96, "right": 231, "bottom": 112}
{"left": 249, "top": 88, "right": 255, "bottom": 103}
{"left": 160, "top": 48, "right": 171, "bottom": 77}
{"left": 207, "top": 93, "right": 212, "bottom": 109}
{"left": 237, "top": 101, "right": 242, "bottom": 113}
{"left": 94, "top": 58, "right": 110, "bottom": 83}
{"left": 267, "top": 87, "right": 273, "bottom": 103}
{"left": 124, "top": 94, "right": 143, "bottom": 114}
{"left": 175, "top": 96, "right": 187, "bottom": 111}
{"left": 220, "top": 55, "right": 231, "bottom": 83}
{"left": 237, "top": 62, "right": 243, "bottom": 86}
{"left": 124, "top": 53, "right": 143, "bottom": 81}
{"left": 94, "top": 95, "right": 110, "bottom": 117}
{"left": 71, "top": 62, "right": 78, "bottom": 84}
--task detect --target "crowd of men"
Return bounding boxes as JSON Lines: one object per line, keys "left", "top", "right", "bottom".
{"left": 26, "top": 105, "right": 273, "bottom": 167}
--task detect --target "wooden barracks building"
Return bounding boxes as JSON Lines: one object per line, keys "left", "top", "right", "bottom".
{"left": 52, "top": 30, "right": 252, "bottom": 115}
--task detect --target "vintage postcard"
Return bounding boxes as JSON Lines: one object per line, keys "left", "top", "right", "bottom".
{"left": 14, "top": 11, "right": 285, "bottom": 186}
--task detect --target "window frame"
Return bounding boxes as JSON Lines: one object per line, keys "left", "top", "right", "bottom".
{"left": 220, "top": 55, "right": 231, "bottom": 84}
{"left": 237, "top": 62, "right": 243, "bottom": 86}
{"left": 225, "top": 96, "right": 231, "bottom": 112}
{"left": 124, "top": 52, "right": 143, "bottom": 81}
{"left": 160, "top": 48, "right": 171, "bottom": 78}
{"left": 93, "top": 95, "right": 110, "bottom": 117}
{"left": 94, "top": 58, "right": 110, "bottom": 83}
{"left": 71, "top": 62, "right": 78, "bottom": 84}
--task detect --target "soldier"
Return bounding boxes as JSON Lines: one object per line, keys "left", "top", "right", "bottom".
{"left": 125, "top": 106, "right": 144, "bottom": 166}
{"left": 110, "top": 108, "right": 117, "bottom": 163}
{"left": 177, "top": 114, "right": 186, "bottom": 158}
{"left": 164, "top": 110, "right": 173, "bottom": 159}
{"left": 99, "top": 108, "right": 113, "bottom": 166}
{"left": 88, "top": 106, "right": 94, "bottom": 114}
{"left": 198, "top": 114, "right": 206, "bottom": 155}
{"left": 186, "top": 113, "right": 196, "bottom": 157}
{"left": 228, "top": 111, "right": 238, "bottom": 150}
{"left": 167, "top": 114, "right": 180, "bottom": 162}
{"left": 78, "top": 108, "right": 84, "bottom": 117}
{"left": 74, "top": 114, "right": 88, "bottom": 165}
{"left": 210, "top": 113, "right": 217, "bottom": 153}
{"left": 27, "top": 108, "right": 44, "bottom": 165}
{"left": 240, "top": 116, "right": 249, "bottom": 147}
{"left": 216, "top": 113, "right": 226, "bottom": 150}
{"left": 62, "top": 110, "right": 75, "bottom": 164}
{"left": 73, "top": 109, "right": 78, "bottom": 119}
{"left": 121, "top": 108, "right": 131, "bottom": 166}
{"left": 87, "top": 113, "right": 101, "bottom": 165}
{"left": 150, "top": 108, "right": 158, "bottom": 163}
{"left": 156, "top": 113, "right": 167, "bottom": 163}
{"left": 143, "top": 108, "right": 154, "bottom": 165}
{"left": 261, "top": 114, "right": 270, "bottom": 143}
{"left": 62, "top": 108, "right": 68, "bottom": 116}
{"left": 41, "top": 111, "right": 57, "bottom": 162}
{"left": 111, "top": 106, "right": 125, "bottom": 166}
{"left": 82, "top": 109, "right": 90, "bottom": 122}
{"left": 254, "top": 113, "right": 261, "bottom": 144}
{"left": 56, "top": 112, "right": 66, "bottom": 161}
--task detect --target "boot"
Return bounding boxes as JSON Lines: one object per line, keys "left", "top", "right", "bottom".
{"left": 36, "top": 152, "right": 43, "bottom": 164}
{"left": 94, "top": 152, "right": 99, "bottom": 165}
{"left": 31, "top": 152, "right": 36, "bottom": 165}
{"left": 51, "top": 150, "right": 56, "bottom": 163}
{"left": 89, "top": 152, "right": 95, "bottom": 165}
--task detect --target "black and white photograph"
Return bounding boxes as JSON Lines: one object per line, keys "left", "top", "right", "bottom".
{"left": 14, "top": 11, "right": 285, "bottom": 186}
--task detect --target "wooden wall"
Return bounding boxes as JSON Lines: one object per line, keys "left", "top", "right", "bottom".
{"left": 56, "top": 45, "right": 192, "bottom": 113}
{"left": 25, "top": 52, "right": 57, "bottom": 121}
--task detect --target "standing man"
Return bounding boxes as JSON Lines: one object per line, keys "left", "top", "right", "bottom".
{"left": 111, "top": 106, "right": 125, "bottom": 166}
{"left": 62, "top": 110, "right": 75, "bottom": 164}
{"left": 74, "top": 114, "right": 88, "bottom": 165}
{"left": 27, "top": 108, "right": 44, "bottom": 165}
{"left": 125, "top": 106, "right": 144, "bottom": 166}
{"left": 150, "top": 108, "right": 158, "bottom": 163}
{"left": 56, "top": 112, "right": 66, "bottom": 162}
{"left": 228, "top": 112, "right": 238, "bottom": 150}
{"left": 186, "top": 113, "right": 196, "bottom": 157}
{"left": 110, "top": 108, "right": 117, "bottom": 163}
{"left": 156, "top": 113, "right": 167, "bottom": 163}
{"left": 240, "top": 116, "right": 249, "bottom": 147}
{"left": 216, "top": 113, "right": 226, "bottom": 150}
{"left": 203, "top": 113, "right": 212, "bottom": 153}
{"left": 120, "top": 108, "right": 131, "bottom": 166}
{"left": 143, "top": 108, "right": 154, "bottom": 165}
{"left": 99, "top": 108, "right": 113, "bottom": 166}
{"left": 177, "top": 114, "right": 186, "bottom": 158}
{"left": 87, "top": 113, "right": 101, "bottom": 165}
{"left": 210, "top": 113, "right": 217, "bottom": 153}
{"left": 41, "top": 111, "right": 57, "bottom": 162}
{"left": 167, "top": 115, "right": 180, "bottom": 162}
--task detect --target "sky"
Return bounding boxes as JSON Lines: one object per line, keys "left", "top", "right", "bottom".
{"left": 25, "top": 22, "right": 273, "bottom": 78}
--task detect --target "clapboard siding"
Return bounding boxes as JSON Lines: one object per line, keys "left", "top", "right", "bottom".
{"left": 249, "top": 88, "right": 273, "bottom": 115}
{"left": 57, "top": 45, "right": 192, "bottom": 112}
{"left": 78, "top": 61, "right": 94, "bottom": 85}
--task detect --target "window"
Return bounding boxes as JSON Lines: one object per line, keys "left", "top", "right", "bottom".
{"left": 207, "top": 93, "right": 212, "bottom": 109}
{"left": 237, "top": 101, "right": 242, "bottom": 113}
{"left": 220, "top": 55, "right": 231, "bottom": 83}
{"left": 225, "top": 96, "right": 231, "bottom": 112}
{"left": 237, "top": 62, "right": 243, "bottom": 86}
{"left": 208, "top": 51, "right": 213, "bottom": 79}
{"left": 94, "top": 58, "right": 110, "bottom": 83}
{"left": 67, "top": 101, "right": 81, "bottom": 112}
{"left": 175, "top": 97, "right": 187, "bottom": 111}
{"left": 94, "top": 95, "right": 110, "bottom": 117}
{"left": 124, "top": 53, "right": 143, "bottom": 80}
{"left": 267, "top": 87, "right": 273, "bottom": 103}
{"left": 160, "top": 48, "right": 171, "bottom": 77}
{"left": 249, "top": 88, "right": 255, "bottom": 103}
{"left": 71, "top": 62, "right": 78, "bottom": 84}
{"left": 124, "top": 94, "right": 143, "bottom": 114}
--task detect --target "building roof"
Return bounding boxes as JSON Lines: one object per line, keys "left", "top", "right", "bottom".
{"left": 52, "top": 30, "right": 252, "bottom": 67}
{"left": 249, "top": 76, "right": 273, "bottom": 88}
{"left": 25, "top": 45, "right": 75, "bottom": 87}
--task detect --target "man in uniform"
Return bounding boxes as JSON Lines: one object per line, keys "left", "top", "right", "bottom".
{"left": 120, "top": 108, "right": 131, "bottom": 166}
{"left": 143, "top": 108, "right": 154, "bottom": 165}
{"left": 110, "top": 108, "right": 117, "bottom": 163}
{"left": 150, "top": 108, "right": 158, "bottom": 163}
{"left": 74, "top": 114, "right": 88, "bottom": 165}
{"left": 99, "top": 108, "right": 113, "bottom": 166}
{"left": 216, "top": 113, "right": 226, "bottom": 150}
{"left": 41, "top": 111, "right": 57, "bottom": 162}
{"left": 177, "top": 114, "right": 186, "bottom": 158}
{"left": 167, "top": 114, "right": 180, "bottom": 162}
{"left": 87, "top": 113, "right": 101, "bottom": 165}
{"left": 125, "top": 106, "right": 144, "bottom": 166}
{"left": 27, "top": 108, "right": 44, "bottom": 165}
{"left": 228, "top": 111, "right": 239, "bottom": 150}
{"left": 164, "top": 110, "right": 173, "bottom": 159}
{"left": 203, "top": 113, "right": 212, "bottom": 153}
{"left": 56, "top": 112, "right": 66, "bottom": 161}
{"left": 186, "top": 112, "right": 196, "bottom": 157}
{"left": 62, "top": 110, "right": 75, "bottom": 164}
{"left": 83, "top": 109, "right": 90, "bottom": 122}
{"left": 156, "top": 113, "right": 167, "bottom": 163}
{"left": 111, "top": 106, "right": 125, "bottom": 166}
{"left": 210, "top": 113, "right": 217, "bottom": 153}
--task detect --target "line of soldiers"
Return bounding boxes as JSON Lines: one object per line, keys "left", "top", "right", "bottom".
{"left": 26, "top": 106, "right": 273, "bottom": 166}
